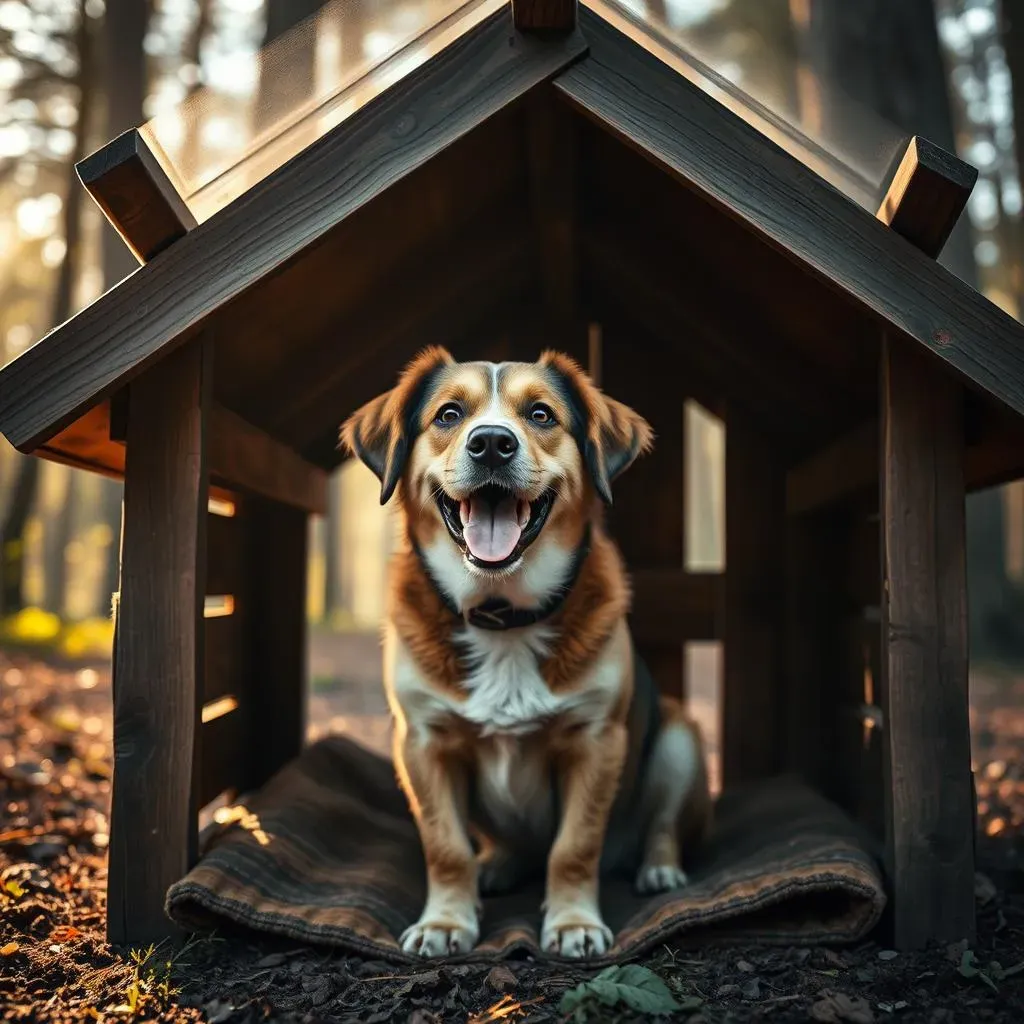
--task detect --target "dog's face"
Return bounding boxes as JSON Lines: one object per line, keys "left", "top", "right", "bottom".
{"left": 341, "top": 347, "right": 652, "bottom": 578}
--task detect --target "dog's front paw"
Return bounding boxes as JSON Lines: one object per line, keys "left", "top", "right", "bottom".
{"left": 635, "top": 863, "right": 689, "bottom": 895}
{"left": 400, "top": 911, "right": 479, "bottom": 957}
{"left": 541, "top": 906, "right": 613, "bottom": 958}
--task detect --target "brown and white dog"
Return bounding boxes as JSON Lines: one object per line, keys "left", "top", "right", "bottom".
{"left": 341, "top": 347, "right": 710, "bottom": 959}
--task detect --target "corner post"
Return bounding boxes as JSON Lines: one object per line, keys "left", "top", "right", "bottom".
{"left": 108, "top": 339, "right": 211, "bottom": 945}
{"left": 877, "top": 135, "right": 977, "bottom": 948}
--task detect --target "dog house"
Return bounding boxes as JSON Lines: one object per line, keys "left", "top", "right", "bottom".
{"left": 2, "top": 0, "right": 1024, "bottom": 953}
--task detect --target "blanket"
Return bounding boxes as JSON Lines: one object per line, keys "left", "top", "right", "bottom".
{"left": 166, "top": 735, "right": 886, "bottom": 962}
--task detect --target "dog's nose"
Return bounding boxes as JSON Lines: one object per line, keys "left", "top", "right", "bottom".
{"left": 466, "top": 425, "right": 519, "bottom": 469}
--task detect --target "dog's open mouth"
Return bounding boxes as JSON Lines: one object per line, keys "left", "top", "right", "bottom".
{"left": 436, "top": 483, "right": 555, "bottom": 570}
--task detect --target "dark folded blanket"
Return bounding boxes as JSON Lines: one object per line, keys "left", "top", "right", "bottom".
{"left": 166, "top": 735, "right": 886, "bottom": 962}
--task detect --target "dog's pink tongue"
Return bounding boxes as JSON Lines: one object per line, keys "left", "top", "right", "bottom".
{"left": 460, "top": 495, "right": 522, "bottom": 563}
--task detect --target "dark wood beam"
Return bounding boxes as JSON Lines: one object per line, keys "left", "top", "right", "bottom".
{"left": 877, "top": 136, "right": 977, "bottom": 258}
{"left": 107, "top": 338, "right": 210, "bottom": 945}
{"left": 77, "top": 127, "right": 196, "bottom": 264}
{"left": 553, "top": 8, "right": 1024, "bottom": 421}
{"left": 0, "top": 9, "right": 587, "bottom": 455}
{"left": 877, "top": 136, "right": 975, "bottom": 948}
{"left": 78, "top": 128, "right": 197, "bottom": 444}
{"left": 514, "top": 0, "right": 576, "bottom": 32}
{"left": 111, "top": 394, "right": 326, "bottom": 513}
{"left": 208, "top": 404, "right": 327, "bottom": 514}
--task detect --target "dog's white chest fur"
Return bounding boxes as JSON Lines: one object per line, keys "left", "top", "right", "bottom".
{"left": 457, "top": 626, "right": 564, "bottom": 734}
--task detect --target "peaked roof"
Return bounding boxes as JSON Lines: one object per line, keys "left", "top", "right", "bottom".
{"left": 2, "top": 0, "right": 1024, "bottom": 471}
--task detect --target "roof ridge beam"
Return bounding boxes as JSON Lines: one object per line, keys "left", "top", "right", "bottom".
{"left": 514, "top": 0, "right": 577, "bottom": 32}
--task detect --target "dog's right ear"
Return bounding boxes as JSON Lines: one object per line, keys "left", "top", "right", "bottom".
{"left": 339, "top": 346, "right": 453, "bottom": 504}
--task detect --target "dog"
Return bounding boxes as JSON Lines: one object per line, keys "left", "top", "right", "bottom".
{"left": 341, "top": 347, "right": 710, "bottom": 959}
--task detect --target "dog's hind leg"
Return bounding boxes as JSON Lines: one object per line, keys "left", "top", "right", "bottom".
{"left": 635, "top": 699, "right": 710, "bottom": 895}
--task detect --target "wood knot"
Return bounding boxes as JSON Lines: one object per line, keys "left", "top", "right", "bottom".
{"left": 932, "top": 328, "right": 953, "bottom": 349}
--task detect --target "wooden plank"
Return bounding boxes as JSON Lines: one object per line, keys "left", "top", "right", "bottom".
{"left": 243, "top": 498, "right": 309, "bottom": 792}
{"left": 77, "top": 127, "right": 196, "bottom": 263}
{"left": 514, "top": 0, "right": 576, "bottom": 31}
{"left": 881, "top": 337, "right": 974, "bottom": 948}
{"left": 722, "top": 409, "right": 785, "bottom": 786}
{"left": 208, "top": 404, "right": 327, "bottom": 514}
{"left": 553, "top": 6, "right": 1024, "bottom": 422}
{"left": 877, "top": 136, "right": 976, "bottom": 259}
{"left": 107, "top": 337, "right": 210, "bottom": 946}
{"left": 629, "top": 569, "right": 720, "bottom": 644}
{"left": 0, "top": 10, "right": 587, "bottom": 455}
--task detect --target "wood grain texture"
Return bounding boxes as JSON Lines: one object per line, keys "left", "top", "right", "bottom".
{"left": 208, "top": 404, "right": 326, "bottom": 514}
{"left": 881, "top": 337, "right": 974, "bottom": 948}
{"left": 77, "top": 127, "right": 196, "bottom": 263}
{"left": 554, "top": 7, "right": 1024, "bottom": 420}
{"left": 0, "top": 10, "right": 587, "bottom": 454}
{"left": 243, "top": 498, "right": 309, "bottom": 793}
{"left": 722, "top": 408, "right": 785, "bottom": 786}
{"left": 514, "top": 0, "right": 576, "bottom": 31}
{"left": 877, "top": 136, "right": 977, "bottom": 259}
{"left": 107, "top": 338, "right": 210, "bottom": 946}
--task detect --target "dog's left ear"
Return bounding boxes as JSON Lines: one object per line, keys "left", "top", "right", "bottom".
{"left": 542, "top": 351, "right": 654, "bottom": 505}
{"left": 339, "top": 346, "right": 453, "bottom": 504}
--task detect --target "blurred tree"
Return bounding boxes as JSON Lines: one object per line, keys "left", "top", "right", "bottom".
{"left": 93, "top": 0, "right": 152, "bottom": 613}
{"left": 1, "top": 0, "right": 97, "bottom": 615}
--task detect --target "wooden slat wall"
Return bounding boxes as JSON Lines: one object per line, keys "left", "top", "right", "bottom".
{"left": 199, "top": 500, "right": 249, "bottom": 806}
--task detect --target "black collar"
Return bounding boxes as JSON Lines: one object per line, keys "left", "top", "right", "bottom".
{"left": 414, "top": 525, "right": 592, "bottom": 631}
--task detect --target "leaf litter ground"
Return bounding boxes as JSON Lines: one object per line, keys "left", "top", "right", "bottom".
{"left": 2, "top": 650, "right": 1024, "bottom": 1024}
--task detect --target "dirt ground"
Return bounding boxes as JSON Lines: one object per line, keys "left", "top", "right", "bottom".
{"left": 2, "top": 640, "right": 1023, "bottom": 1024}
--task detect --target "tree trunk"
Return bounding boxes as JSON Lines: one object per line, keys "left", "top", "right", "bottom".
{"left": 1, "top": 459, "right": 40, "bottom": 615}
{"left": 95, "top": 0, "right": 150, "bottom": 614}
{"left": 1, "top": 0, "right": 97, "bottom": 617}
{"left": 805, "top": 0, "right": 976, "bottom": 285}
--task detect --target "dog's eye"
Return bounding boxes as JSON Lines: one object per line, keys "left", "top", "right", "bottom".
{"left": 435, "top": 403, "right": 463, "bottom": 426}
{"left": 530, "top": 403, "right": 556, "bottom": 426}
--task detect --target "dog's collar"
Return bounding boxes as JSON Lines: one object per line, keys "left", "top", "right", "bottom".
{"left": 413, "top": 525, "right": 592, "bottom": 631}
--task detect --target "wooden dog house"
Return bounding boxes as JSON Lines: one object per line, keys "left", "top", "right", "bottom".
{"left": 2, "top": 0, "right": 1024, "bottom": 952}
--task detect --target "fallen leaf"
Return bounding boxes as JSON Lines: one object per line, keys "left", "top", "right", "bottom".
{"left": 559, "top": 964, "right": 679, "bottom": 1019}
{"left": 485, "top": 965, "right": 517, "bottom": 993}
{"left": 3, "top": 880, "right": 24, "bottom": 899}
{"left": 50, "top": 925, "right": 81, "bottom": 942}
{"left": 1, "top": 941, "right": 19, "bottom": 955}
